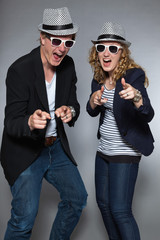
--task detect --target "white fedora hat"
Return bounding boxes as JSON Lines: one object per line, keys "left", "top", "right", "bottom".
{"left": 92, "top": 22, "right": 131, "bottom": 47}
{"left": 38, "top": 7, "right": 79, "bottom": 36}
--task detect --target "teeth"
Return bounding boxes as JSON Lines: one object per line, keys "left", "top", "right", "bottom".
{"left": 104, "top": 59, "right": 111, "bottom": 62}
{"left": 55, "top": 53, "right": 62, "bottom": 57}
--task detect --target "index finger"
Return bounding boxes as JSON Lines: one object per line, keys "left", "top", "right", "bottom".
{"left": 100, "top": 85, "right": 105, "bottom": 94}
{"left": 41, "top": 111, "right": 51, "bottom": 120}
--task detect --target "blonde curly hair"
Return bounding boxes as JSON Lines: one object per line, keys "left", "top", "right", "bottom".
{"left": 89, "top": 44, "right": 149, "bottom": 87}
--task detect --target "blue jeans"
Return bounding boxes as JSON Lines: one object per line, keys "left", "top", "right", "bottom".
{"left": 95, "top": 154, "right": 140, "bottom": 240}
{"left": 4, "top": 139, "right": 87, "bottom": 240}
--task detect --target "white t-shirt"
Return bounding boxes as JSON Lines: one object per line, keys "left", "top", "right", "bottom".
{"left": 45, "top": 73, "right": 57, "bottom": 137}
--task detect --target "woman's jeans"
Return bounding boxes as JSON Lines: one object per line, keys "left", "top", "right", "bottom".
{"left": 95, "top": 154, "right": 140, "bottom": 240}
{"left": 4, "top": 139, "right": 87, "bottom": 240}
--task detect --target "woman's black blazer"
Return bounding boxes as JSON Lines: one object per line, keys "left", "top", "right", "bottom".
{"left": 87, "top": 68, "right": 154, "bottom": 157}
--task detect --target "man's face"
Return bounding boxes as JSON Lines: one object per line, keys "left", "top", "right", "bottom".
{"left": 40, "top": 33, "right": 74, "bottom": 68}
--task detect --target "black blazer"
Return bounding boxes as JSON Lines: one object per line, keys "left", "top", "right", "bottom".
{"left": 0, "top": 47, "right": 80, "bottom": 186}
{"left": 87, "top": 68, "right": 154, "bottom": 156}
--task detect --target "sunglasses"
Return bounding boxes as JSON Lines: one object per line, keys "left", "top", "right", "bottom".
{"left": 95, "top": 44, "right": 123, "bottom": 54}
{"left": 45, "top": 34, "right": 75, "bottom": 48}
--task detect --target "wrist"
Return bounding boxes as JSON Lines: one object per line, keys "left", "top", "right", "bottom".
{"left": 89, "top": 98, "right": 97, "bottom": 110}
{"left": 28, "top": 115, "right": 34, "bottom": 131}
{"left": 132, "top": 89, "right": 142, "bottom": 103}
{"left": 90, "top": 93, "right": 97, "bottom": 109}
{"left": 68, "top": 106, "right": 76, "bottom": 118}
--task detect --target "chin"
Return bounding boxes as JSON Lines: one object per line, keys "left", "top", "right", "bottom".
{"left": 51, "top": 60, "right": 62, "bottom": 67}
{"left": 102, "top": 66, "right": 112, "bottom": 72}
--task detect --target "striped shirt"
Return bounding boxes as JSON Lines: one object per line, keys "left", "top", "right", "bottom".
{"left": 97, "top": 85, "right": 141, "bottom": 156}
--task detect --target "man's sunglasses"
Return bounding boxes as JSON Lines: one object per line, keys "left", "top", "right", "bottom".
{"left": 95, "top": 44, "right": 123, "bottom": 54}
{"left": 45, "top": 34, "right": 75, "bottom": 48}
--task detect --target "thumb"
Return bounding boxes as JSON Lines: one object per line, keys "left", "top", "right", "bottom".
{"left": 121, "top": 78, "right": 129, "bottom": 89}
{"left": 62, "top": 106, "right": 67, "bottom": 113}
{"left": 35, "top": 109, "right": 43, "bottom": 117}
{"left": 121, "top": 78, "right": 126, "bottom": 87}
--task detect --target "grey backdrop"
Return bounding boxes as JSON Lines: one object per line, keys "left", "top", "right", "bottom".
{"left": 0, "top": 0, "right": 160, "bottom": 239}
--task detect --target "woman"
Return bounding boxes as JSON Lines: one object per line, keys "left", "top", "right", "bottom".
{"left": 86, "top": 22, "right": 154, "bottom": 240}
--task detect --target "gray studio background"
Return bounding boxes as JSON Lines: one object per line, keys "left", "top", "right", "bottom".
{"left": 0, "top": 0, "right": 160, "bottom": 239}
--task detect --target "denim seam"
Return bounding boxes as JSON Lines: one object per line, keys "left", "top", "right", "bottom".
{"left": 127, "top": 163, "right": 136, "bottom": 240}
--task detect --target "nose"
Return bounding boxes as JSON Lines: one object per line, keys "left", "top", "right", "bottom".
{"left": 58, "top": 42, "right": 66, "bottom": 52}
{"left": 104, "top": 47, "right": 110, "bottom": 56}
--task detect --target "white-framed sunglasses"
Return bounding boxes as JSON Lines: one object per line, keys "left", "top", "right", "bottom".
{"left": 95, "top": 44, "right": 123, "bottom": 54}
{"left": 45, "top": 34, "right": 76, "bottom": 48}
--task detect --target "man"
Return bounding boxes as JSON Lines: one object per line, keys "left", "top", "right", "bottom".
{"left": 0, "top": 7, "right": 87, "bottom": 240}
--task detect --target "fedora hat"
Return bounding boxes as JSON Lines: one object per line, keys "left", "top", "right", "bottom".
{"left": 38, "top": 7, "right": 79, "bottom": 36}
{"left": 92, "top": 22, "right": 131, "bottom": 47}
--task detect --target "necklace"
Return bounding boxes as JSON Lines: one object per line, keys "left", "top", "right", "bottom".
{"left": 109, "top": 79, "right": 113, "bottom": 85}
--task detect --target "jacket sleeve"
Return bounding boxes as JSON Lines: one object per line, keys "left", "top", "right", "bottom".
{"left": 4, "top": 66, "right": 37, "bottom": 139}
{"left": 126, "top": 68, "right": 154, "bottom": 123}
{"left": 86, "top": 79, "right": 102, "bottom": 117}
{"left": 64, "top": 58, "right": 80, "bottom": 127}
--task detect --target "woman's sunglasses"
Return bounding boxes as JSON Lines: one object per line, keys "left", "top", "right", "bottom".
{"left": 95, "top": 44, "right": 123, "bottom": 54}
{"left": 45, "top": 34, "right": 76, "bottom": 48}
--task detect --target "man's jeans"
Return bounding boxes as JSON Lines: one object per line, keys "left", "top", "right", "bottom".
{"left": 95, "top": 154, "right": 140, "bottom": 240}
{"left": 4, "top": 139, "right": 87, "bottom": 240}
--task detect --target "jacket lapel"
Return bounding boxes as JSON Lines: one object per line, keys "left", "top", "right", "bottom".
{"left": 33, "top": 48, "right": 49, "bottom": 112}
{"left": 55, "top": 63, "right": 67, "bottom": 109}
{"left": 55, "top": 69, "right": 63, "bottom": 109}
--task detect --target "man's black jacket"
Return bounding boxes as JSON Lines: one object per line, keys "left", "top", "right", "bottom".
{"left": 0, "top": 47, "right": 80, "bottom": 186}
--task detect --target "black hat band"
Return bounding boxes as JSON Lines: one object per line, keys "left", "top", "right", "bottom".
{"left": 43, "top": 23, "right": 73, "bottom": 31}
{"left": 98, "top": 34, "right": 125, "bottom": 41}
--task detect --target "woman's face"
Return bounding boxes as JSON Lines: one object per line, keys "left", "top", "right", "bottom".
{"left": 97, "top": 41, "right": 122, "bottom": 76}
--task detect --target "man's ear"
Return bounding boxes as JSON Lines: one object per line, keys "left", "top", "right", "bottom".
{"left": 40, "top": 33, "right": 45, "bottom": 46}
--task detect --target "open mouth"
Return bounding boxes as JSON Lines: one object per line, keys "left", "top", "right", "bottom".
{"left": 104, "top": 59, "right": 111, "bottom": 63}
{"left": 103, "top": 59, "right": 112, "bottom": 67}
{"left": 53, "top": 52, "right": 64, "bottom": 61}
